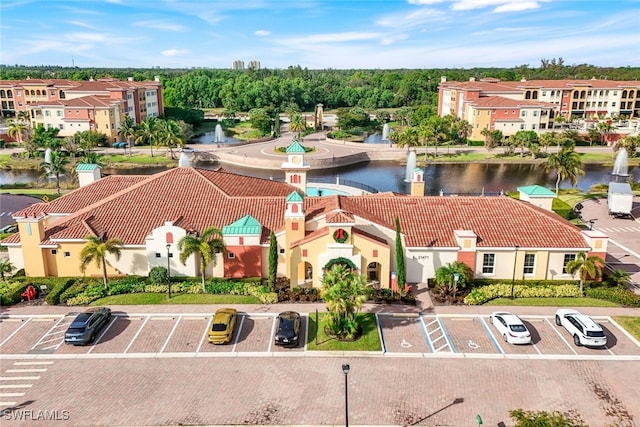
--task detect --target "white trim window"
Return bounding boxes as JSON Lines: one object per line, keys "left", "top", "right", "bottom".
{"left": 563, "top": 254, "right": 576, "bottom": 274}
{"left": 482, "top": 253, "right": 495, "bottom": 274}
{"left": 523, "top": 253, "right": 535, "bottom": 275}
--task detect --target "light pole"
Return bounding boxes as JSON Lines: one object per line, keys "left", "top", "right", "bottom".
{"left": 342, "top": 363, "right": 350, "bottom": 427}
{"left": 166, "top": 244, "right": 172, "bottom": 299}
{"left": 510, "top": 245, "right": 519, "bottom": 299}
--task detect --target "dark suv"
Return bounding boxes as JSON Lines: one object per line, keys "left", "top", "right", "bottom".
{"left": 274, "top": 311, "right": 301, "bottom": 347}
{"left": 64, "top": 307, "right": 112, "bottom": 345}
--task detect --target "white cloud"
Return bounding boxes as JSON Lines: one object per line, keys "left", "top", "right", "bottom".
{"left": 376, "top": 8, "right": 446, "bottom": 29}
{"left": 280, "top": 32, "right": 383, "bottom": 45}
{"left": 254, "top": 30, "right": 271, "bottom": 37}
{"left": 65, "top": 20, "right": 94, "bottom": 29}
{"left": 161, "top": 48, "right": 188, "bottom": 57}
{"left": 133, "top": 20, "right": 187, "bottom": 32}
{"left": 451, "top": 0, "right": 541, "bottom": 12}
{"left": 407, "top": 0, "right": 444, "bottom": 4}
{"left": 494, "top": 1, "right": 540, "bottom": 12}
{"left": 66, "top": 32, "right": 109, "bottom": 42}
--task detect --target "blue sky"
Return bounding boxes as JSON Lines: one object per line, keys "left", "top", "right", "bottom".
{"left": 1, "top": 0, "right": 639, "bottom": 69}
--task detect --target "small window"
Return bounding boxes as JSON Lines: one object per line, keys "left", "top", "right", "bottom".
{"left": 51, "top": 249, "right": 57, "bottom": 255}
{"left": 228, "top": 252, "right": 235, "bottom": 259}
{"left": 155, "top": 253, "right": 161, "bottom": 258}
{"left": 64, "top": 252, "right": 71, "bottom": 258}
{"left": 563, "top": 254, "right": 576, "bottom": 274}
{"left": 302, "top": 249, "right": 307, "bottom": 257}
{"left": 482, "top": 254, "right": 495, "bottom": 274}
{"left": 279, "top": 249, "right": 285, "bottom": 254}
{"left": 523, "top": 254, "right": 535, "bottom": 275}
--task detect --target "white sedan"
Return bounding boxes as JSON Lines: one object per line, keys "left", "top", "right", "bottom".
{"left": 489, "top": 312, "right": 532, "bottom": 345}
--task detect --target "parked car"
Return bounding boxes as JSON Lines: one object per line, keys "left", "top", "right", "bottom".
{"left": 64, "top": 307, "right": 112, "bottom": 345}
{"left": 274, "top": 311, "right": 301, "bottom": 347}
{"left": 555, "top": 309, "right": 607, "bottom": 347}
{"left": 489, "top": 312, "right": 531, "bottom": 345}
{"left": 208, "top": 308, "right": 237, "bottom": 344}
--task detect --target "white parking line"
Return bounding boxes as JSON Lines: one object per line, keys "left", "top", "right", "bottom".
{"left": 480, "top": 317, "right": 504, "bottom": 354}
{"left": 545, "top": 318, "right": 578, "bottom": 355}
{"left": 12, "top": 361, "right": 53, "bottom": 365}
{"left": 30, "top": 317, "right": 66, "bottom": 351}
{"left": 0, "top": 393, "right": 25, "bottom": 397}
{"left": 123, "top": 316, "right": 150, "bottom": 354}
{"left": 0, "top": 318, "right": 31, "bottom": 347}
{"left": 0, "top": 377, "right": 40, "bottom": 381}
{"left": 0, "top": 385, "right": 32, "bottom": 389}
{"left": 196, "top": 318, "right": 210, "bottom": 353}
{"left": 5, "top": 369, "right": 47, "bottom": 373}
{"left": 0, "top": 402, "right": 18, "bottom": 406}
{"left": 267, "top": 316, "right": 277, "bottom": 353}
{"left": 231, "top": 315, "right": 246, "bottom": 352}
{"left": 160, "top": 316, "right": 182, "bottom": 353}
{"left": 88, "top": 316, "right": 117, "bottom": 353}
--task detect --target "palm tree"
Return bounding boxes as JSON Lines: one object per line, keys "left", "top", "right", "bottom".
{"left": 289, "top": 113, "right": 306, "bottom": 137}
{"left": 79, "top": 235, "right": 124, "bottom": 289}
{"left": 118, "top": 116, "right": 137, "bottom": 157}
{"left": 177, "top": 227, "right": 225, "bottom": 291}
{"left": 40, "top": 150, "right": 69, "bottom": 194}
{"left": 0, "top": 259, "right": 15, "bottom": 281}
{"left": 157, "top": 119, "right": 184, "bottom": 159}
{"left": 321, "top": 264, "right": 369, "bottom": 339}
{"left": 544, "top": 147, "right": 585, "bottom": 196}
{"left": 539, "top": 131, "right": 557, "bottom": 152}
{"left": 7, "top": 119, "right": 27, "bottom": 146}
{"left": 135, "top": 117, "right": 158, "bottom": 157}
{"left": 434, "top": 261, "right": 474, "bottom": 298}
{"left": 606, "top": 269, "right": 630, "bottom": 287}
{"left": 566, "top": 251, "right": 604, "bottom": 293}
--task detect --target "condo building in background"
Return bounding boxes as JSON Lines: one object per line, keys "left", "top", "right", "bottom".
{"left": 0, "top": 77, "right": 164, "bottom": 142}
{"left": 438, "top": 77, "right": 640, "bottom": 141}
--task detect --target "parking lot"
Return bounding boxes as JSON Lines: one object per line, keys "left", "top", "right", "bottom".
{"left": 1, "top": 311, "right": 639, "bottom": 360}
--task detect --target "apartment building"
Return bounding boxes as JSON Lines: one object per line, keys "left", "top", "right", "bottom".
{"left": 438, "top": 77, "right": 640, "bottom": 140}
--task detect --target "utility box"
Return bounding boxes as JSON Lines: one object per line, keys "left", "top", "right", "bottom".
{"left": 607, "top": 182, "right": 633, "bottom": 218}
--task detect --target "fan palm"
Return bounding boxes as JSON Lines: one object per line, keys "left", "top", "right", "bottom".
{"left": 118, "top": 116, "right": 137, "bottom": 157}
{"left": 40, "top": 150, "right": 69, "bottom": 194}
{"left": 79, "top": 235, "right": 124, "bottom": 289}
{"left": 566, "top": 251, "right": 605, "bottom": 293}
{"left": 544, "top": 147, "right": 584, "bottom": 196}
{"left": 178, "top": 227, "right": 225, "bottom": 291}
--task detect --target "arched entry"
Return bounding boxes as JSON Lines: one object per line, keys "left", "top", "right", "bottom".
{"left": 323, "top": 257, "right": 357, "bottom": 272}
{"left": 304, "top": 261, "right": 313, "bottom": 283}
{"left": 367, "top": 262, "right": 381, "bottom": 286}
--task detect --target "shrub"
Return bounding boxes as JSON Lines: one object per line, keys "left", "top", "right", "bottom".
{"left": 148, "top": 267, "right": 168, "bottom": 285}
{"left": 59, "top": 280, "right": 94, "bottom": 304}
{"left": 66, "top": 294, "right": 100, "bottom": 306}
{"left": 205, "top": 279, "right": 252, "bottom": 295}
{"left": 107, "top": 278, "right": 146, "bottom": 296}
{"left": 46, "top": 279, "right": 76, "bottom": 305}
{"left": 585, "top": 286, "right": 640, "bottom": 307}
{"left": 0, "top": 281, "right": 31, "bottom": 305}
{"left": 144, "top": 284, "right": 169, "bottom": 293}
{"left": 246, "top": 284, "right": 278, "bottom": 304}
{"left": 464, "top": 282, "right": 582, "bottom": 305}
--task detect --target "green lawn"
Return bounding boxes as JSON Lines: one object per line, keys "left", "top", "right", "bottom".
{"left": 306, "top": 312, "right": 382, "bottom": 351}
{"left": 485, "top": 297, "right": 620, "bottom": 307}
{"left": 91, "top": 293, "right": 260, "bottom": 305}
{"left": 104, "top": 154, "right": 175, "bottom": 166}
{"left": 613, "top": 316, "right": 640, "bottom": 341}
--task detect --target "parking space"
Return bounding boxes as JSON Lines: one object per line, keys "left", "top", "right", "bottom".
{"left": 2, "top": 312, "right": 640, "bottom": 360}
{"left": 378, "top": 314, "right": 430, "bottom": 353}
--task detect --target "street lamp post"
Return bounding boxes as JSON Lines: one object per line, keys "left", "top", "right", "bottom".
{"left": 166, "top": 244, "right": 172, "bottom": 299}
{"left": 510, "top": 245, "right": 519, "bottom": 299}
{"left": 342, "top": 363, "right": 350, "bottom": 427}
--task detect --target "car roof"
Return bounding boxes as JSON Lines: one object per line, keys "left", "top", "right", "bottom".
{"left": 500, "top": 314, "right": 524, "bottom": 324}
{"left": 570, "top": 314, "right": 602, "bottom": 330}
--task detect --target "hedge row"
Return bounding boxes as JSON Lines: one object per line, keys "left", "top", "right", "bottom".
{"left": 585, "top": 286, "right": 640, "bottom": 307}
{"left": 0, "top": 281, "right": 31, "bottom": 305}
{"left": 464, "top": 283, "right": 583, "bottom": 305}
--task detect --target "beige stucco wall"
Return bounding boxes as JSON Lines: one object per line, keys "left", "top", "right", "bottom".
{"left": 406, "top": 249, "right": 458, "bottom": 283}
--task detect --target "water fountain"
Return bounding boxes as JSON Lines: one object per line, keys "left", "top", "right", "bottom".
{"left": 404, "top": 150, "right": 417, "bottom": 182}
{"left": 214, "top": 124, "right": 224, "bottom": 144}
{"left": 611, "top": 149, "right": 629, "bottom": 181}
{"left": 382, "top": 123, "right": 390, "bottom": 141}
{"left": 44, "top": 148, "right": 53, "bottom": 177}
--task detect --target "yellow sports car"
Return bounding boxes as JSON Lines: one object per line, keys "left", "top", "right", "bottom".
{"left": 208, "top": 308, "right": 237, "bottom": 344}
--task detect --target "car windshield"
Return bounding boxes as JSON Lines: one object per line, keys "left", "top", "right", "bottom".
{"left": 587, "top": 330, "right": 605, "bottom": 338}
{"left": 74, "top": 313, "right": 92, "bottom": 322}
{"left": 509, "top": 324, "right": 527, "bottom": 332}
{"left": 212, "top": 323, "right": 227, "bottom": 332}
{"left": 279, "top": 318, "right": 295, "bottom": 330}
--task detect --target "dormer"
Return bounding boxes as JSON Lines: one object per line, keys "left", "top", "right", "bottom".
{"left": 411, "top": 167, "right": 425, "bottom": 197}
{"left": 285, "top": 191, "right": 305, "bottom": 219}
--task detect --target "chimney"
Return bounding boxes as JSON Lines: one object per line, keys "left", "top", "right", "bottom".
{"left": 469, "top": 77, "right": 475, "bottom": 82}
{"left": 76, "top": 164, "right": 102, "bottom": 187}
{"left": 440, "top": 76, "right": 446, "bottom": 83}
{"left": 154, "top": 76, "right": 160, "bottom": 82}
{"left": 127, "top": 77, "right": 134, "bottom": 82}
{"left": 520, "top": 77, "right": 527, "bottom": 82}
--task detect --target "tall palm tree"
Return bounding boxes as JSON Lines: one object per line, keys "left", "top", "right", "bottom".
{"left": 435, "top": 261, "right": 474, "bottom": 296}
{"left": 157, "top": 119, "right": 184, "bottom": 159}
{"left": 289, "top": 113, "right": 306, "bottom": 137}
{"left": 79, "top": 235, "right": 124, "bottom": 289}
{"left": 544, "top": 147, "right": 585, "bottom": 196}
{"left": 118, "top": 116, "right": 137, "bottom": 157}
{"left": 178, "top": 227, "right": 225, "bottom": 291}
{"left": 7, "top": 119, "right": 27, "bottom": 145}
{"left": 135, "top": 117, "right": 158, "bottom": 157}
{"left": 40, "top": 150, "right": 69, "bottom": 194}
{"left": 539, "top": 131, "right": 557, "bottom": 152}
{"left": 16, "top": 110, "right": 30, "bottom": 124}
{"left": 566, "top": 251, "right": 604, "bottom": 293}
{"left": 0, "top": 259, "right": 15, "bottom": 281}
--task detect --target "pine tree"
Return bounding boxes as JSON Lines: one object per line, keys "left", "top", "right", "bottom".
{"left": 268, "top": 231, "right": 277, "bottom": 291}
{"left": 395, "top": 217, "right": 406, "bottom": 295}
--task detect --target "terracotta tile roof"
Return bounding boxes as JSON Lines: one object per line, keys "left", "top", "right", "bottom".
{"left": 338, "top": 195, "right": 588, "bottom": 248}
{"left": 442, "top": 78, "right": 640, "bottom": 92}
{"left": 62, "top": 95, "right": 123, "bottom": 108}
{"left": 326, "top": 211, "right": 355, "bottom": 224}
{"left": 470, "top": 96, "right": 553, "bottom": 109}
{"left": 291, "top": 227, "right": 330, "bottom": 248}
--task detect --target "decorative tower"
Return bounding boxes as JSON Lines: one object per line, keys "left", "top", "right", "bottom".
{"left": 410, "top": 168, "right": 425, "bottom": 197}
{"left": 284, "top": 191, "right": 306, "bottom": 285}
{"left": 281, "top": 139, "right": 310, "bottom": 194}
{"left": 315, "top": 103, "right": 324, "bottom": 131}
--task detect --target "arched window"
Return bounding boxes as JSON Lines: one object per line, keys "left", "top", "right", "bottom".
{"left": 0, "top": 90, "right": 5, "bottom": 97}
{"left": 30, "top": 90, "right": 35, "bottom": 96}
{"left": 525, "top": 91, "right": 531, "bottom": 99}
{"left": 532, "top": 91, "right": 538, "bottom": 99}
{"left": 580, "top": 91, "right": 586, "bottom": 99}
{"left": 305, "top": 262, "right": 313, "bottom": 281}
{"left": 7, "top": 90, "right": 12, "bottom": 97}
{"left": 622, "top": 90, "right": 628, "bottom": 99}
{"left": 59, "top": 90, "right": 66, "bottom": 99}
{"left": 165, "top": 232, "right": 173, "bottom": 244}
{"left": 291, "top": 204, "right": 299, "bottom": 213}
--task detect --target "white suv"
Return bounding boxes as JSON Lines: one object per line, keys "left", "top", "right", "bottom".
{"left": 555, "top": 309, "right": 607, "bottom": 347}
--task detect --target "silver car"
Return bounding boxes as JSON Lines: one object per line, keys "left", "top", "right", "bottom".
{"left": 64, "top": 307, "right": 112, "bottom": 345}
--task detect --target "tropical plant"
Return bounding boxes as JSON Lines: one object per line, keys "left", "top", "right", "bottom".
{"left": 7, "top": 119, "right": 27, "bottom": 145}
{"left": 268, "top": 231, "right": 277, "bottom": 291}
{"left": 544, "top": 147, "right": 585, "bottom": 196}
{"left": 62, "top": 134, "right": 81, "bottom": 158}
{"left": 40, "top": 150, "right": 69, "bottom": 194}
{"left": 156, "top": 119, "right": 184, "bottom": 159}
{"left": 538, "top": 131, "right": 557, "bottom": 152}
{"left": 135, "top": 117, "right": 158, "bottom": 157}
{"left": 77, "top": 130, "right": 107, "bottom": 152}
{"left": 566, "top": 251, "right": 605, "bottom": 293}
{"left": 434, "top": 261, "right": 474, "bottom": 300}
{"left": 79, "top": 235, "right": 124, "bottom": 289}
{"left": 118, "top": 115, "right": 137, "bottom": 157}
{"left": 0, "top": 259, "right": 15, "bottom": 281}
{"left": 289, "top": 113, "right": 306, "bottom": 136}
{"left": 614, "top": 135, "right": 639, "bottom": 158}
{"left": 394, "top": 217, "right": 406, "bottom": 295}
{"left": 177, "top": 227, "right": 225, "bottom": 291}
{"left": 321, "top": 264, "right": 369, "bottom": 340}
{"left": 605, "top": 269, "right": 630, "bottom": 287}
{"left": 510, "top": 409, "right": 587, "bottom": 427}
